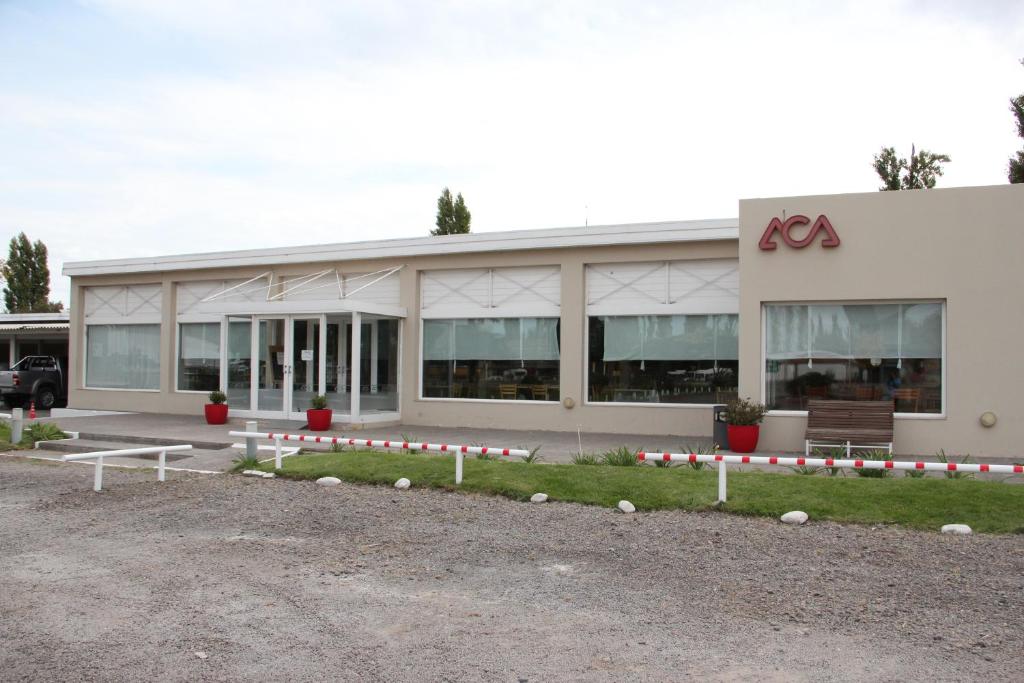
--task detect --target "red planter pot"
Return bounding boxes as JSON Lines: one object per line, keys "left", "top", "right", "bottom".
{"left": 727, "top": 424, "right": 760, "bottom": 453}
{"left": 204, "top": 403, "right": 229, "bottom": 425}
{"left": 307, "top": 408, "right": 333, "bottom": 432}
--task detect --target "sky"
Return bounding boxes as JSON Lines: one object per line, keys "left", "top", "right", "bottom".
{"left": 1, "top": 0, "right": 1022, "bottom": 306}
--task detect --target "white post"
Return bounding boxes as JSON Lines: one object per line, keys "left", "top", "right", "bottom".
{"left": 94, "top": 456, "right": 103, "bottom": 492}
{"left": 11, "top": 407, "right": 23, "bottom": 443}
{"left": 338, "top": 320, "right": 347, "bottom": 399}
{"left": 274, "top": 437, "right": 283, "bottom": 470}
{"left": 370, "top": 320, "right": 379, "bottom": 393}
{"left": 455, "top": 450, "right": 463, "bottom": 485}
{"left": 717, "top": 461, "right": 727, "bottom": 503}
{"left": 245, "top": 420, "right": 258, "bottom": 458}
{"left": 157, "top": 449, "right": 166, "bottom": 482}
{"left": 350, "top": 312, "right": 361, "bottom": 421}
{"left": 846, "top": 441, "right": 852, "bottom": 458}
{"left": 9, "top": 334, "right": 16, "bottom": 367}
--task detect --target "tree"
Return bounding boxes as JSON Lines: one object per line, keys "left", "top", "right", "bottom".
{"left": 872, "top": 145, "right": 950, "bottom": 191}
{"left": 431, "top": 187, "right": 471, "bottom": 235}
{"left": 2, "top": 233, "right": 63, "bottom": 313}
{"left": 1009, "top": 59, "right": 1024, "bottom": 183}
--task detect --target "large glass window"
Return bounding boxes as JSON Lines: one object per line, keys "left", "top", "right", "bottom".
{"left": 588, "top": 314, "right": 738, "bottom": 404}
{"left": 422, "top": 318, "right": 559, "bottom": 400}
{"left": 177, "top": 322, "right": 221, "bottom": 392}
{"left": 765, "top": 302, "right": 943, "bottom": 413}
{"left": 86, "top": 324, "right": 161, "bottom": 390}
{"left": 226, "top": 318, "right": 251, "bottom": 409}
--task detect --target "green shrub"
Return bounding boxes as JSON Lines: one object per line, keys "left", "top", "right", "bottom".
{"left": 521, "top": 446, "right": 542, "bottom": 464}
{"left": 935, "top": 449, "right": 974, "bottom": 480}
{"left": 571, "top": 452, "right": 601, "bottom": 466}
{"left": 232, "top": 455, "right": 262, "bottom": 471}
{"left": 21, "top": 422, "right": 68, "bottom": 446}
{"left": 723, "top": 397, "right": 767, "bottom": 426}
{"left": 329, "top": 442, "right": 345, "bottom": 453}
{"left": 679, "top": 442, "right": 717, "bottom": 471}
{"left": 854, "top": 449, "right": 893, "bottom": 478}
{"left": 309, "top": 394, "right": 329, "bottom": 410}
{"left": 601, "top": 446, "right": 639, "bottom": 466}
{"left": 208, "top": 390, "right": 227, "bottom": 404}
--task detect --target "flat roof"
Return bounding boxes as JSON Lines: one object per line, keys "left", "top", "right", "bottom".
{"left": 62, "top": 217, "right": 739, "bottom": 277}
{"left": 0, "top": 312, "right": 70, "bottom": 323}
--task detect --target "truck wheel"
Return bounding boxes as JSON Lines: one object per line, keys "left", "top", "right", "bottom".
{"left": 35, "top": 386, "right": 56, "bottom": 410}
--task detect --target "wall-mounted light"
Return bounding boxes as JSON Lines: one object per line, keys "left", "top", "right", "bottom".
{"left": 979, "top": 411, "right": 997, "bottom": 428}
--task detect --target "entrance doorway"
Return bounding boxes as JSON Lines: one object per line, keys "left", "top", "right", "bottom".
{"left": 224, "top": 312, "right": 400, "bottom": 422}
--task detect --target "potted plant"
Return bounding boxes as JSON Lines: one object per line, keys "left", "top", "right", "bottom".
{"left": 205, "top": 390, "right": 229, "bottom": 425}
{"left": 307, "top": 394, "right": 332, "bottom": 431}
{"left": 723, "top": 397, "right": 768, "bottom": 453}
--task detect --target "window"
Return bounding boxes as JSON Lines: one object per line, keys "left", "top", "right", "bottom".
{"left": 588, "top": 314, "right": 738, "bottom": 404}
{"left": 86, "top": 324, "right": 160, "bottom": 390}
{"left": 177, "top": 322, "right": 221, "bottom": 392}
{"left": 422, "top": 318, "right": 560, "bottom": 401}
{"left": 765, "top": 302, "right": 943, "bottom": 413}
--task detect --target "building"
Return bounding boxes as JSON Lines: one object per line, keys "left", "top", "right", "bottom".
{"left": 0, "top": 312, "right": 70, "bottom": 370}
{"left": 62, "top": 184, "right": 1023, "bottom": 456}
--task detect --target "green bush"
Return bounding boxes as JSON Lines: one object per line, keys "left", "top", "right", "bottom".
{"left": 521, "top": 446, "right": 542, "bottom": 464}
{"left": 309, "top": 394, "right": 329, "bottom": 410}
{"left": 571, "top": 452, "right": 601, "bottom": 466}
{"left": 21, "top": 422, "right": 68, "bottom": 445}
{"left": 854, "top": 449, "right": 893, "bottom": 478}
{"left": 935, "top": 449, "right": 974, "bottom": 480}
{"left": 232, "top": 455, "right": 262, "bottom": 471}
{"left": 680, "top": 442, "right": 717, "bottom": 471}
{"left": 601, "top": 446, "right": 639, "bottom": 466}
{"left": 208, "top": 390, "right": 227, "bottom": 404}
{"left": 723, "top": 397, "right": 767, "bottom": 426}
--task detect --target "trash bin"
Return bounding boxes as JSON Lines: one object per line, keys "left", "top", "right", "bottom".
{"left": 712, "top": 404, "right": 729, "bottom": 451}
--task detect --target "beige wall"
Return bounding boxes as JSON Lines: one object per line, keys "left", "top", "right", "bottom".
{"left": 738, "top": 184, "right": 1024, "bottom": 457}
{"left": 69, "top": 240, "right": 738, "bottom": 439}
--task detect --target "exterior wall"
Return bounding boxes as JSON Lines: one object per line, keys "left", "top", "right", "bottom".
{"left": 738, "top": 184, "right": 1024, "bottom": 457}
{"left": 68, "top": 240, "right": 738, "bottom": 438}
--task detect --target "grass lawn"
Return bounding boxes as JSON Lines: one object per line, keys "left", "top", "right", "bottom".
{"left": 257, "top": 450, "right": 1024, "bottom": 534}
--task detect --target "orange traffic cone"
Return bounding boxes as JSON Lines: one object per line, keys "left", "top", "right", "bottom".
{"left": 29, "top": 401, "right": 36, "bottom": 420}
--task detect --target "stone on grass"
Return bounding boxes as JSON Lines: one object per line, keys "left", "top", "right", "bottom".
{"left": 617, "top": 500, "right": 636, "bottom": 514}
{"left": 316, "top": 476, "right": 341, "bottom": 487}
{"left": 530, "top": 493, "right": 549, "bottom": 503}
{"left": 941, "top": 523, "right": 972, "bottom": 535}
{"left": 781, "top": 510, "right": 809, "bottom": 525}
{"left": 394, "top": 477, "right": 411, "bottom": 490}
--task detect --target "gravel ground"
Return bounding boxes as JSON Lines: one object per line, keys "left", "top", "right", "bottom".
{"left": 2, "top": 456, "right": 1022, "bottom": 682}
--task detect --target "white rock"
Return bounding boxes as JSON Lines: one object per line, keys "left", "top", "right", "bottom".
{"left": 530, "top": 493, "right": 549, "bottom": 503}
{"left": 261, "top": 472, "right": 276, "bottom": 479}
{"left": 781, "top": 510, "right": 809, "bottom": 525}
{"left": 242, "top": 470, "right": 264, "bottom": 477}
{"left": 316, "top": 476, "right": 341, "bottom": 487}
{"left": 617, "top": 500, "right": 636, "bottom": 513}
{"left": 194, "top": 651, "right": 208, "bottom": 660}
{"left": 941, "top": 523, "right": 972, "bottom": 535}
{"left": 394, "top": 477, "right": 411, "bottom": 490}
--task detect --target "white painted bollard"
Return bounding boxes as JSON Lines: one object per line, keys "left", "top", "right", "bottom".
{"left": 455, "top": 450, "right": 464, "bottom": 485}
{"left": 245, "top": 421, "right": 258, "bottom": 458}
{"left": 274, "top": 437, "right": 283, "bottom": 470}
{"left": 93, "top": 456, "right": 104, "bottom": 492}
{"left": 157, "top": 449, "right": 166, "bottom": 482}
{"left": 11, "top": 407, "right": 23, "bottom": 443}
{"left": 717, "top": 461, "right": 727, "bottom": 503}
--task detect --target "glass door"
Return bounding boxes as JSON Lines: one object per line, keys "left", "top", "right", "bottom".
{"left": 288, "top": 317, "right": 324, "bottom": 419}
{"left": 254, "top": 317, "right": 286, "bottom": 414}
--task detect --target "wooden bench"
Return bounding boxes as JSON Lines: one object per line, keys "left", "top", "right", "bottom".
{"left": 804, "top": 400, "right": 894, "bottom": 457}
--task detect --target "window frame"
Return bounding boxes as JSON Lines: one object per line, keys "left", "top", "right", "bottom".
{"left": 760, "top": 299, "right": 947, "bottom": 420}
{"left": 582, "top": 313, "right": 740, "bottom": 409}
{"left": 82, "top": 323, "right": 162, "bottom": 393}
{"left": 175, "top": 320, "right": 224, "bottom": 394}
{"left": 417, "top": 316, "right": 562, "bottom": 404}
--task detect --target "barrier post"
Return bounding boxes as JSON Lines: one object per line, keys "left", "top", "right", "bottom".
{"left": 11, "top": 407, "right": 23, "bottom": 443}
{"left": 455, "top": 450, "right": 463, "bottom": 485}
{"left": 717, "top": 461, "right": 727, "bottom": 503}
{"left": 245, "top": 421, "right": 258, "bottom": 458}
{"left": 93, "top": 456, "right": 104, "bottom": 492}
{"left": 157, "top": 449, "right": 166, "bottom": 482}
{"left": 274, "top": 437, "right": 283, "bottom": 470}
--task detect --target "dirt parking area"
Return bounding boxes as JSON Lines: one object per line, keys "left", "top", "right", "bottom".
{"left": 2, "top": 456, "right": 1022, "bottom": 682}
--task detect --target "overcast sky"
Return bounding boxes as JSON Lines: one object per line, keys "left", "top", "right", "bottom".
{"left": 1, "top": 0, "right": 1022, "bottom": 305}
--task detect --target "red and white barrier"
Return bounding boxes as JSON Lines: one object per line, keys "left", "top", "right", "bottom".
{"left": 228, "top": 431, "right": 530, "bottom": 484}
{"left": 636, "top": 451, "right": 1024, "bottom": 503}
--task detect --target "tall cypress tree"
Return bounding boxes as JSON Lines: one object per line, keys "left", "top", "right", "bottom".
{"left": 2, "top": 232, "right": 63, "bottom": 312}
{"left": 431, "top": 187, "right": 472, "bottom": 235}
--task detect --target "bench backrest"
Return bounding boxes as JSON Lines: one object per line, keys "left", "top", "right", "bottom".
{"left": 805, "top": 399, "right": 894, "bottom": 443}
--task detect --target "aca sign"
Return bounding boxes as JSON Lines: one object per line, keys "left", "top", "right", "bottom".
{"left": 758, "top": 214, "right": 840, "bottom": 251}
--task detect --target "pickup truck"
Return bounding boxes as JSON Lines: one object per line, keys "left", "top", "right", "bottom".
{"left": 0, "top": 355, "right": 68, "bottom": 410}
